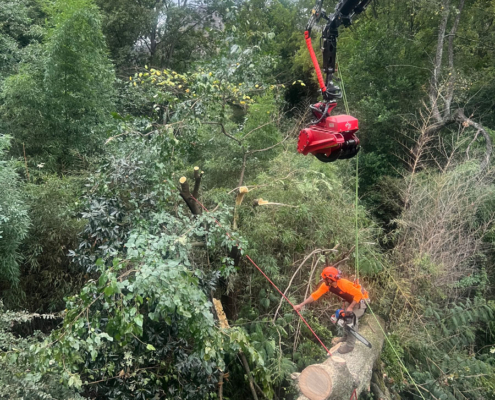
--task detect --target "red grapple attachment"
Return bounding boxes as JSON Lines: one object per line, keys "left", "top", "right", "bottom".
{"left": 298, "top": 102, "right": 360, "bottom": 163}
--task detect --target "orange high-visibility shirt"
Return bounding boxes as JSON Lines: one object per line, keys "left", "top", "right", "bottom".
{"left": 310, "top": 278, "right": 363, "bottom": 303}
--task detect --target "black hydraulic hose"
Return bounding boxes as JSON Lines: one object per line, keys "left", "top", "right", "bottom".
{"left": 310, "top": 102, "right": 331, "bottom": 124}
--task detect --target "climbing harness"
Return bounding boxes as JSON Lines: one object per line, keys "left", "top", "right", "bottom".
{"left": 298, "top": 0, "right": 372, "bottom": 162}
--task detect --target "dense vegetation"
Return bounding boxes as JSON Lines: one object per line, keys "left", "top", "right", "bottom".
{"left": 0, "top": 0, "right": 494, "bottom": 399}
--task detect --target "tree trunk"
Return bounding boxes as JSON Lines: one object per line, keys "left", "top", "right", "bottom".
{"left": 294, "top": 315, "right": 386, "bottom": 400}
{"left": 179, "top": 167, "right": 203, "bottom": 215}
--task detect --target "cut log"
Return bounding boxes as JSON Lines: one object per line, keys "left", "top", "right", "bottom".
{"left": 295, "top": 315, "right": 386, "bottom": 400}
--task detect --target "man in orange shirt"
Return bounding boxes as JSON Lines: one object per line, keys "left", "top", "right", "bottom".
{"left": 294, "top": 266, "right": 367, "bottom": 354}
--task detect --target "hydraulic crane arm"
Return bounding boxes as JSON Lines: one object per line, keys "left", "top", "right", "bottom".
{"left": 298, "top": 0, "right": 373, "bottom": 163}
{"left": 307, "top": 0, "right": 373, "bottom": 101}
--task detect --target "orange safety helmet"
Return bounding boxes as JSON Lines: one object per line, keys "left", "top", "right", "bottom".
{"left": 321, "top": 266, "right": 341, "bottom": 281}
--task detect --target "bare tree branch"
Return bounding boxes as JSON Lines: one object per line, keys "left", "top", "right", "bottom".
{"left": 445, "top": 0, "right": 466, "bottom": 115}
{"left": 238, "top": 134, "right": 290, "bottom": 187}
{"left": 203, "top": 122, "right": 243, "bottom": 145}
{"left": 454, "top": 109, "right": 493, "bottom": 172}
{"left": 273, "top": 247, "right": 339, "bottom": 323}
{"left": 430, "top": 0, "right": 451, "bottom": 123}
{"left": 465, "top": 129, "right": 480, "bottom": 160}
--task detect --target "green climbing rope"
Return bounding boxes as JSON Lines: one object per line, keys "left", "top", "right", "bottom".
{"left": 337, "top": 55, "right": 359, "bottom": 281}
{"left": 354, "top": 153, "right": 359, "bottom": 282}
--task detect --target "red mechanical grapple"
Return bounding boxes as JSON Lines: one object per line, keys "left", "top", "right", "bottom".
{"left": 298, "top": 102, "right": 360, "bottom": 163}
{"left": 299, "top": 0, "right": 372, "bottom": 163}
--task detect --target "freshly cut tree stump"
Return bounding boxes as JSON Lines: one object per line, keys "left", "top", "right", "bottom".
{"left": 295, "top": 315, "right": 386, "bottom": 400}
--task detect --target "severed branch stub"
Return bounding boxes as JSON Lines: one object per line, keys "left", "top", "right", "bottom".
{"left": 179, "top": 166, "right": 204, "bottom": 215}
{"left": 193, "top": 166, "right": 203, "bottom": 198}
{"left": 235, "top": 186, "right": 249, "bottom": 207}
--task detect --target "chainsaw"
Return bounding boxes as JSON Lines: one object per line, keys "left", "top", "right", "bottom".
{"left": 298, "top": 0, "right": 373, "bottom": 163}
{"left": 331, "top": 309, "right": 372, "bottom": 348}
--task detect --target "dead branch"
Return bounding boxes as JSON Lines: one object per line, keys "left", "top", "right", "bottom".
{"left": 425, "top": 1, "right": 492, "bottom": 172}
{"left": 239, "top": 350, "right": 259, "bottom": 400}
{"left": 239, "top": 134, "right": 290, "bottom": 187}
{"left": 293, "top": 255, "right": 320, "bottom": 353}
{"left": 273, "top": 247, "right": 338, "bottom": 322}
{"left": 241, "top": 121, "right": 276, "bottom": 141}
{"left": 445, "top": 0, "right": 466, "bottom": 115}
{"left": 430, "top": 0, "right": 451, "bottom": 123}
{"left": 465, "top": 129, "right": 481, "bottom": 160}
{"left": 454, "top": 109, "right": 493, "bottom": 172}
{"left": 204, "top": 122, "right": 243, "bottom": 145}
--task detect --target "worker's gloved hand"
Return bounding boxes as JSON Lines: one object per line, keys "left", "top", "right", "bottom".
{"left": 341, "top": 311, "right": 356, "bottom": 327}
{"left": 333, "top": 310, "right": 355, "bottom": 328}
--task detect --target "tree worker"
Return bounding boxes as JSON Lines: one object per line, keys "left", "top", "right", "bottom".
{"left": 294, "top": 266, "right": 368, "bottom": 354}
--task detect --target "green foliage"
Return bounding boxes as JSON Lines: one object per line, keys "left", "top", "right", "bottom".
{"left": 0, "top": 0, "right": 43, "bottom": 77}
{"left": 238, "top": 151, "right": 382, "bottom": 279}
{"left": 1, "top": 0, "right": 495, "bottom": 399}
{"left": 403, "top": 298, "right": 495, "bottom": 399}
{"left": 0, "top": 136, "right": 30, "bottom": 296}
{"left": 380, "top": 333, "right": 405, "bottom": 391}
{"left": 0, "top": 301, "right": 82, "bottom": 399}
{"left": 1, "top": 0, "right": 115, "bottom": 171}
{"left": 36, "top": 200, "right": 267, "bottom": 399}
{"left": 238, "top": 317, "right": 297, "bottom": 399}
{"left": 96, "top": 0, "right": 231, "bottom": 70}
{"left": 19, "top": 175, "right": 86, "bottom": 312}
{"left": 70, "top": 128, "right": 180, "bottom": 271}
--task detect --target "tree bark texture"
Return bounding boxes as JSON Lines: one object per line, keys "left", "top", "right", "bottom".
{"left": 426, "top": 0, "right": 492, "bottom": 172}
{"left": 294, "top": 315, "right": 385, "bottom": 400}
{"left": 179, "top": 167, "right": 203, "bottom": 215}
{"left": 240, "top": 350, "right": 260, "bottom": 400}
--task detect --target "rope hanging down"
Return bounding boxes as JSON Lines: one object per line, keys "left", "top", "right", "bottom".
{"left": 337, "top": 58, "right": 359, "bottom": 282}
{"left": 189, "top": 195, "right": 333, "bottom": 357}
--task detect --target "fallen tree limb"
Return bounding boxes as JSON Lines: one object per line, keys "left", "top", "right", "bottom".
{"left": 273, "top": 247, "right": 339, "bottom": 322}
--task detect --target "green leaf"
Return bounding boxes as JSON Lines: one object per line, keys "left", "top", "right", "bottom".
{"left": 134, "top": 314, "right": 143, "bottom": 327}
{"left": 146, "top": 344, "right": 156, "bottom": 351}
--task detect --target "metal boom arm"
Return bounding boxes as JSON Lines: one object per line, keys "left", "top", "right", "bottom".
{"left": 307, "top": 0, "right": 373, "bottom": 101}
{"left": 298, "top": 0, "right": 373, "bottom": 163}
